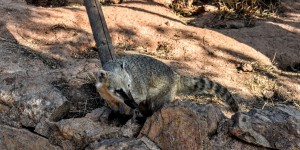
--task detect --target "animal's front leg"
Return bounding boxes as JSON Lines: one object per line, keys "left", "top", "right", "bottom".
{"left": 129, "top": 108, "right": 147, "bottom": 125}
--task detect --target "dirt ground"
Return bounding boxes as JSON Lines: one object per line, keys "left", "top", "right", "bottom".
{"left": 0, "top": 0, "right": 299, "bottom": 114}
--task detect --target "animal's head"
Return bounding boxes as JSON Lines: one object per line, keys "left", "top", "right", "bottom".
{"left": 95, "top": 63, "right": 137, "bottom": 115}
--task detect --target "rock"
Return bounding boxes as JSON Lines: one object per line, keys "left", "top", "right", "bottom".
{"left": 0, "top": 105, "right": 21, "bottom": 127}
{"left": 108, "top": 0, "right": 122, "bottom": 4}
{"left": 262, "top": 90, "right": 275, "bottom": 99}
{"left": 0, "top": 104, "right": 9, "bottom": 112}
{"left": 165, "top": 21, "right": 173, "bottom": 27}
{"left": 120, "top": 118, "right": 143, "bottom": 138}
{"left": 203, "top": 5, "right": 218, "bottom": 12}
{"left": 225, "top": 21, "right": 246, "bottom": 29}
{"left": 187, "top": 12, "right": 216, "bottom": 28}
{"left": 85, "top": 107, "right": 112, "bottom": 123}
{"left": 34, "top": 107, "right": 143, "bottom": 149}
{"left": 139, "top": 101, "right": 225, "bottom": 149}
{"left": 34, "top": 118, "right": 55, "bottom": 137}
{"left": 49, "top": 117, "right": 121, "bottom": 149}
{"left": 0, "top": 124, "right": 62, "bottom": 150}
{"left": 210, "top": 120, "right": 268, "bottom": 150}
{"left": 86, "top": 107, "right": 142, "bottom": 138}
{"left": 230, "top": 105, "right": 300, "bottom": 149}
{"left": 237, "top": 63, "right": 254, "bottom": 72}
{"left": 86, "top": 136, "right": 160, "bottom": 150}
{"left": 85, "top": 106, "right": 133, "bottom": 126}
{"left": 139, "top": 101, "right": 269, "bottom": 150}
{"left": 0, "top": 73, "right": 70, "bottom": 128}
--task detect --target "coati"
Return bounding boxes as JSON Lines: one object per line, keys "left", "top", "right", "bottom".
{"left": 95, "top": 54, "right": 239, "bottom": 117}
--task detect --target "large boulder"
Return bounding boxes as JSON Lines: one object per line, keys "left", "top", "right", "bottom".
{"left": 0, "top": 124, "right": 62, "bottom": 150}
{"left": 210, "top": 119, "right": 267, "bottom": 150}
{"left": 0, "top": 73, "right": 70, "bottom": 128}
{"left": 48, "top": 117, "right": 120, "bottom": 149}
{"left": 139, "top": 102, "right": 224, "bottom": 150}
{"left": 47, "top": 106, "right": 142, "bottom": 149}
{"left": 230, "top": 105, "right": 300, "bottom": 149}
{"left": 139, "top": 101, "right": 268, "bottom": 150}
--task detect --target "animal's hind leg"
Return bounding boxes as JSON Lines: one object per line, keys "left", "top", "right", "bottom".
{"left": 137, "top": 91, "right": 173, "bottom": 117}
{"left": 153, "top": 86, "right": 177, "bottom": 111}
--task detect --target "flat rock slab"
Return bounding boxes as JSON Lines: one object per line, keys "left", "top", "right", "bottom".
{"left": 49, "top": 117, "right": 121, "bottom": 149}
{"left": 230, "top": 105, "right": 300, "bottom": 149}
{"left": 87, "top": 136, "right": 160, "bottom": 150}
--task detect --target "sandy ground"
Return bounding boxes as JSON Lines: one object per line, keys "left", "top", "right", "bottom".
{"left": 0, "top": 0, "right": 299, "bottom": 113}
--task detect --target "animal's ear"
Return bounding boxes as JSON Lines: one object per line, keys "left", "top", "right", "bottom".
{"left": 97, "top": 70, "right": 108, "bottom": 82}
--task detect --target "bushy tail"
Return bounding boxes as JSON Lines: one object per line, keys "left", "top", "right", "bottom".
{"left": 178, "top": 76, "right": 239, "bottom": 112}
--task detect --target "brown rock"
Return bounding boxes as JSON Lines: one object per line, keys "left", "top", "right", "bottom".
{"left": 187, "top": 12, "right": 216, "bottom": 28}
{"left": 230, "top": 105, "right": 300, "bottom": 149}
{"left": 139, "top": 102, "right": 225, "bottom": 150}
{"left": 165, "top": 21, "right": 173, "bottom": 27}
{"left": 0, "top": 104, "right": 9, "bottom": 113}
{"left": 0, "top": 124, "right": 61, "bottom": 150}
{"left": 49, "top": 117, "right": 121, "bottom": 149}
{"left": 262, "top": 90, "right": 275, "bottom": 99}
{"left": 120, "top": 118, "right": 143, "bottom": 138}
{"left": 239, "top": 63, "right": 254, "bottom": 72}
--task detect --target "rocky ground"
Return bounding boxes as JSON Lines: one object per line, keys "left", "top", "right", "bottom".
{"left": 0, "top": 0, "right": 299, "bottom": 149}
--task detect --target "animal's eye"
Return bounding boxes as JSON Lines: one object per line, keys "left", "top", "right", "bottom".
{"left": 128, "top": 84, "right": 130, "bottom": 87}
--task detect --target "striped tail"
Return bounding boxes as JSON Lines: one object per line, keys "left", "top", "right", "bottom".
{"left": 178, "top": 76, "right": 239, "bottom": 112}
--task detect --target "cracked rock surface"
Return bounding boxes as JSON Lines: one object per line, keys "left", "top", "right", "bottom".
{"left": 230, "top": 105, "right": 300, "bottom": 150}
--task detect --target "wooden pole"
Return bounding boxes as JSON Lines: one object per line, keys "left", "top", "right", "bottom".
{"left": 84, "top": 0, "right": 116, "bottom": 65}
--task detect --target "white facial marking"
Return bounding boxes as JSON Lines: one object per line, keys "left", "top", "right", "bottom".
{"left": 100, "top": 70, "right": 106, "bottom": 74}
{"left": 95, "top": 82, "right": 103, "bottom": 88}
{"left": 115, "top": 92, "right": 121, "bottom": 97}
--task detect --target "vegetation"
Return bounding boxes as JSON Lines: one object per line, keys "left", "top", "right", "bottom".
{"left": 170, "top": 0, "right": 282, "bottom": 19}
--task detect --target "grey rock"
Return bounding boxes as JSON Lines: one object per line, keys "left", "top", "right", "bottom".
{"left": 85, "top": 107, "right": 112, "bottom": 123}
{"left": 49, "top": 117, "right": 121, "bottom": 149}
{"left": 140, "top": 101, "right": 268, "bottom": 150}
{"left": 211, "top": 120, "right": 267, "bottom": 150}
{"left": 86, "top": 106, "right": 143, "bottom": 137}
{"left": 0, "top": 104, "right": 22, "bottom": 127}
{"left": 0, "top": 124, "right": 62, "bottom": 150}
{"left": 86, "top": 136, "right": 160, "bottom": 150}
{"left": 120, "top": 118, "right": 143, "bottom": 138}
{"left": 34, "top": 118, "right": 55, "bottom": 137}
{"left": 0, "top": 73, "right": 70, "bottom": 128}
{"left": 230, "top": 105, "right": 300, "bottom": 149}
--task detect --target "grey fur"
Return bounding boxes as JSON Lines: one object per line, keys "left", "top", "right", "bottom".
{"left": 96, "top": 54, "right": 239, "bottom": 117}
